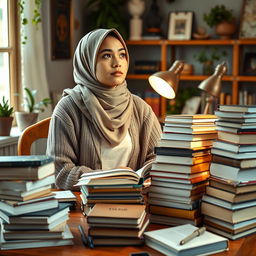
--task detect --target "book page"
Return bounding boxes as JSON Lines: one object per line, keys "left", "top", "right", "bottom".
{"left": 136, "top": 161, "right": 153, "bottom": 178}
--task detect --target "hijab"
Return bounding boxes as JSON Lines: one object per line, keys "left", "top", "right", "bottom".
{"left": 67, "top": 28, "right": 133, "bottom": 146}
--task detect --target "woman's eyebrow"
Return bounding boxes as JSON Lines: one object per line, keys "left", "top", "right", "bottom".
{"left": 99, "top": 48, "right": 125, "bottom": 54}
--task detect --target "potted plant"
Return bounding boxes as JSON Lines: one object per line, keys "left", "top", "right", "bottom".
{"left": 15, "top": 87, "right": 52, "bottom": 131}
{"left": 203, "top": 5, "right": 236, "bottom": 39}
{"left": 0, "top": 97, "right": 14, "bottom": 136}
{"left": 194, "top": 48, "right": 227, "bottom": 75}
{"left": 86, "top": 0, "right": 128, "bottom": 39}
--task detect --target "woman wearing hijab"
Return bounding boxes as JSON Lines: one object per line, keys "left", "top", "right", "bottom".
{"left": 47, "top": 28, "right": 161, "bottom": 190}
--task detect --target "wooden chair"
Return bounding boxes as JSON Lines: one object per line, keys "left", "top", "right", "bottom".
{"left": 17, "top": 117, "right": 51, "bottom": 155}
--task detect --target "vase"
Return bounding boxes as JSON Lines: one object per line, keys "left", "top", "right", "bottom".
{"left": 202, "top": 61, "right": 214, "bottom": 75}
{"left": 15, "top": 112, "right": 38, "bottom": 132}
{"left": 127, "top": 0, "right": 145, "bottom": 40}
{"left": 0, "top": 116, "right": 13, "bottom": 136}
{"left": 215, "top": 21, "right": 236, "bottom": 39}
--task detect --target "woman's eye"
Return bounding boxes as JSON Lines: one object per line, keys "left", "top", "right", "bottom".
{"left": 120, "top": 53, "right": 126, "bottom": 58}
{"left": 102, "top": 54, "right": 111, "bottom": 59}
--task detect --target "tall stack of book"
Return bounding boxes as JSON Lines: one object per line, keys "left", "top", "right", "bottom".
{"left": 86, "top": 203, "right": 149, "bottom": 246}
{"left": 149, "top": 114, "right": 218, "bottom": 226}
{"left": 201, "top": 104, "right": 256, "bottom": 240}
{"left": 0, "top": 155, "right": 73, "bottom": 250}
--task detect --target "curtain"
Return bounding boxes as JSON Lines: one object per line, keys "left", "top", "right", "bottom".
{"left": 20, "top": 1, "right": 52, "bottom": 120}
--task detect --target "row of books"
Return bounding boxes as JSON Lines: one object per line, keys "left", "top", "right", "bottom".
{"left": 0, "top": 155, "right": 74, "bottom": 250}
{"left": 148, "top": 114, "right": 218, "bottom": 226}
{"left": 201, "top": 104, "right": 256, "bottom": 240}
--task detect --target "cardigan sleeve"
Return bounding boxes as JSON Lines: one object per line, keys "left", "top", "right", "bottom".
{"left": 46, "top": 97, "right": 99, "bottom": 190}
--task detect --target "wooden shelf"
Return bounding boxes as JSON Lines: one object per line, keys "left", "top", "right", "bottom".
{"left": 126, "top": 39, "right": 256, "bottom": 117}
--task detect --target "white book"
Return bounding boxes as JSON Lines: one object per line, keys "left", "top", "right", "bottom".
{"left": 144, "top": 224, "right": 228, "bottom": 256}
{"left": 211, "top": 148, "right": 256, "bottom": 159}
{"left": 212, "top": 140, "right": 256, "bottom": 153}
{"left": 210, "top": 162, "right": 256, "bottom": 183}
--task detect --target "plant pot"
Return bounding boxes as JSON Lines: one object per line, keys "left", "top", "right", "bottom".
{"left": 0, "top": 117, "right": 13, "bottom": 136}
{"left": 215, "top": 21, "right": 236, "bottom": 39}
{"left": 15, "top": 112, "right": 38, "bottom": 132}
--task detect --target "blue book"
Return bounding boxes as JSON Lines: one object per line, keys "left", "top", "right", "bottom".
{"left": 0, "top": 155, "right": 53, "bottom": 167}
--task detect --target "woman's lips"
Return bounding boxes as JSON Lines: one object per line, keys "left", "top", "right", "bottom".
{"left": 111, "top": 71, "right": 123, "bottom": 76}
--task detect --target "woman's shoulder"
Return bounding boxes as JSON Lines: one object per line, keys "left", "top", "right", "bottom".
{"left": 132, "top": 94, "right": 154, "bottom": 117}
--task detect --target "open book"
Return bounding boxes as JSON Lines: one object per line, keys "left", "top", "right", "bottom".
{"left": 75, "top": 162, "right": 152, "bottom": 186}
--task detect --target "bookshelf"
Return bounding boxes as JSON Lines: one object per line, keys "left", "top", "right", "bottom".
{"left": 126, "top": 39, "right": 256, "bottom": 118}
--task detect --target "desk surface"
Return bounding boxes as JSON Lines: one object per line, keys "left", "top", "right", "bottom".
{"left": 2, "top": 204, "right": 256, "bottom": 256}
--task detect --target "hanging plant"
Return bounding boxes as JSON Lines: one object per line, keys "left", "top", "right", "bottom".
{"left": 18, "top": 0, "right": 42, "bottom": 44}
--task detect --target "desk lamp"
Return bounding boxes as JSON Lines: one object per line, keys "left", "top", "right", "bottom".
{"left": 198, "top": 62, "right": 227, "bottom": 114}
{"left": 148, "top": 60, "right": 184, "bottom": 99}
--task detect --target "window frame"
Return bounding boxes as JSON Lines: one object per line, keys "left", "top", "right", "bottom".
{"left": 0, "top": 0, "right": 21, "bottom": 111}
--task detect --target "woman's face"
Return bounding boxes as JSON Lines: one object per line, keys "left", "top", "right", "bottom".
{"left": 96, "top": 36, "right": 128, "bottom": 87}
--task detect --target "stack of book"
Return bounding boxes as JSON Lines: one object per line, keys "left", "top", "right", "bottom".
{"left": 0, "top": 155, "right": 73, "bottom": 250}
{"left": 201, "top": 104, "right": 256, "bottom": 240}
{"left": 86, "top": 203, "right": 149, "bottom": 246}
{"left": 75, "top": 163, "right": 152, "bottom": 214}
{"left": 149, "top": 114, "right": 218, "bottom": 226}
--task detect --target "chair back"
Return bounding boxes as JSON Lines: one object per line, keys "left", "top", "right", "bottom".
{"left": 17, "top": 117, "right": 51, "bottom": 155}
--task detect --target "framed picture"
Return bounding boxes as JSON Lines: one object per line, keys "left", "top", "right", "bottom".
{"left": 181, "top": 96, "right": 201, "bottom": 115}
{"left": 168, "top": 12, "right": 193, "bottom": 40}
{"left": 51, "top": 0, "right": 72, "bottom": 60}
{"left": 239, "top": 0, "right": 256, "bottom": 38}
{"left": 243, "top": 53, "right": 256, "bottom": 75}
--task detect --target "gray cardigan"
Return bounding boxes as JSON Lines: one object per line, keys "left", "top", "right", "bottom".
{"left": 46, "top": 94, "right": 161, "bottom": 190}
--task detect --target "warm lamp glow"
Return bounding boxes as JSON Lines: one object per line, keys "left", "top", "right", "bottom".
{"left": 148, "top": 60, "right": 184, "bottom": 99}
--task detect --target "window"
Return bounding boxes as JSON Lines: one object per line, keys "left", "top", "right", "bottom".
{"left": 0, "top": 0, "right": 19, "bottom": 108}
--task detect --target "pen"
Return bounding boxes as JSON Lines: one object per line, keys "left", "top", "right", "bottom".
{"left": 179, "top": 227, "right": 206, "bottom": 245}
{"left": 78, "top": 225, "right": 88, "bottom": 246}
{"left": 78, "top": 225, "right": 94, "bottom": 249}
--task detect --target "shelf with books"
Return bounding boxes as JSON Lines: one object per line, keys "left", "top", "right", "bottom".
{"left": 126, "top": 39, "right": 256, "bottom": 118}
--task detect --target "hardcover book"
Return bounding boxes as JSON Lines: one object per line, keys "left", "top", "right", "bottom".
{"left": 158, "top": 139, "right": 213, "bottom": 149}
{"left": 218, "top": 131, "right": 256, "bottom": 144}
{"left": 165, "top": 114, "right": 217, "bottom": 123}
{"left": 144, "top": 224, "right": 228, "bottom": 256}
{"left": 154, "top": 147, "right": 211, "bottom": 157}
{"left": 219, "top": 105, "right": 256, "bottom": 113}
{"left": 212, "top": 154, "right": 256, "bottom": 169}
{"left": 87, "top": 203, "right": 146, "bottom": 225}
{"left": 211, "top": 148, "right": 256, "bottom": 159}
{"left": 161, "top": 132, "right": 217, "bottom": 141}
{"left": 152, "top": 162, "right": 210, "bottom": 174}
{"left": 210, "top": 162, "right": 256, "bottom": 183}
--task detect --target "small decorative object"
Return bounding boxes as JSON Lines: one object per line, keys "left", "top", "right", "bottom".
{"left": 168, "top": 12, "right": 193, "bottom": 40}
{"left": 180, "top": 63, "right": 194, "bottom": 75}
{"left": 15, "top": 88, "right": 52, "bottom": 131}
{"left": 193, "top": 27, "right": 210, "bottom": 40}
{"left": 243, "top": 53, "right": 256, "bottom": 75}
{"left": 194, "top": 48, "right": 227, "bottom": 75}
{"left": 239, "top": 0, "right": 256, "bottom": 38}
{"left": 128, "top": 0, "right": 145, "bottom": 40}
{"left": 203, "top": 5, "right": 236, "bottom": 39}
{"left": 145, "top": 0, "right": 162, "bottom": 38}
{"left": 0, "top": 97, "right": 14, "bottom": 136}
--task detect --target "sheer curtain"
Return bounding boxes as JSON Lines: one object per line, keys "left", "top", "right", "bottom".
{"left": 20, "top": 1, "right": 52, "bottom": 120}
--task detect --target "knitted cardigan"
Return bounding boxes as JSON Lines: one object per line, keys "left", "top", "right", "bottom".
{"left": 46, "top": 94, "right": 162, "bottom": 190}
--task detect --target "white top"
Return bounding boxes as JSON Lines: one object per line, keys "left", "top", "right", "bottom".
{"left": 101, "top": 131, "right": 132, "bottom": 170}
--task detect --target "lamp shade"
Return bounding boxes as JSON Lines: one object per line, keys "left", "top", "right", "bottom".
{"left": 198, "top": 62, "right": 227, "bottom": 97}
{"left": 148, "top": 60, "right": 184, "bottom": 99}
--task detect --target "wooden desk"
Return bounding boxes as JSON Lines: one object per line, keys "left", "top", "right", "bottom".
{"left": 2, "top": 205, "right": 256, "bottom": 256}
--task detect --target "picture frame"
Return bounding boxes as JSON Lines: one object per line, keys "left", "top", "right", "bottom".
{"left": 243, "top": 52, "right": 256, "bottom": 75}
{"left": 51, "top": 0, "right": 72, "bottom": 60}
{"left": 168, "top": 12, "right": 193, "bottom": 40}
{"left": 181, "top": 96, "right": 201, "bottom": 115}
{"left": 239, "top": 0, "right": 256, "bottom": 38}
